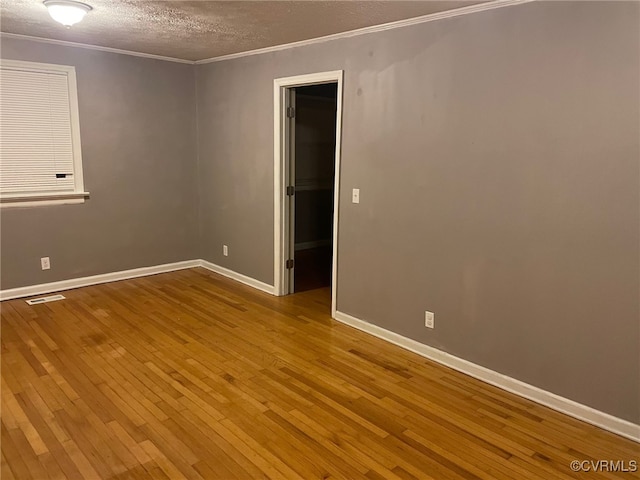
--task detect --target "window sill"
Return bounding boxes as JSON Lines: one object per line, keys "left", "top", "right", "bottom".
{"left": 0, "top": 192, "right": 90, "bottom": 208}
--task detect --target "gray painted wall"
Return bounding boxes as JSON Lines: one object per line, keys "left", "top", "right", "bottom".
{"left": 196, "top": 1, "right": 639, "bottom": 422}
{"left": 0, "top": 38, "right": 198, "bottom": 289}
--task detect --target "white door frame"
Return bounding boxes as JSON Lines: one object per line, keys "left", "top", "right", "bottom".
{"left": 273, "top": 70, "right": 343, "bottom": 317}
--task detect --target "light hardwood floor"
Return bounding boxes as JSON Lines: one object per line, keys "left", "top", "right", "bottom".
{"left": 1, "top": 268, "right": 638, "bottom": 479}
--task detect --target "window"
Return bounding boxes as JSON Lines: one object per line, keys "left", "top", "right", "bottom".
{"left": 0, "top": 59, "right": 88, "bottom": 207}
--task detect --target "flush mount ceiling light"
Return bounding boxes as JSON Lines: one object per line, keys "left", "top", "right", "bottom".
{"left": 43, "top": 0, "right": 92, "bottom": 27}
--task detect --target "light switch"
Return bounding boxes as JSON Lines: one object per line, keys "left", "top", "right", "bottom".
{"left": 352, "top": 188, "right": 360, "bottom": 204}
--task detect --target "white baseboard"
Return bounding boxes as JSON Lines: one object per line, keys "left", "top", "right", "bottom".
{"left": 334, "top": 310, "right": 640, "bottom": 443}
{"left": 0, "top": 260, "right": 200, "bottom": 301}
{"left": 199, "top": 260, "right": 275, "bottom": 295}
{"left": 0, "top": 259, "right": 276, "bottom": 301}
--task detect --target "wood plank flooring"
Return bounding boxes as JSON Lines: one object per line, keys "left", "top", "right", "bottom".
{"left": 1, "top": 267, "right": 638, "bottom": 479}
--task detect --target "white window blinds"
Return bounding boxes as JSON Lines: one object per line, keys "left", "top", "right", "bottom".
{"left": 1, "top": 60, "right": 84, "bottom": 199}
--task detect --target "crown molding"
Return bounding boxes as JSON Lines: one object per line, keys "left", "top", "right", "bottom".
{"left": 195, "top": 0, "right": 534, "bottom": 65}
{"left": 1, "top": 0, "right": 533, "bottom": 66}
{"left": 0, "top": 32, "right": 195, "bottom": 64}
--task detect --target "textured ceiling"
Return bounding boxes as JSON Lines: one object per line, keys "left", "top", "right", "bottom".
{"left": 0, "top": 1, "right": 487, "bottom": 61}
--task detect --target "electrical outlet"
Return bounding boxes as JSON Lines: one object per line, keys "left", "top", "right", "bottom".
{"left": 425, "top": 311, "right": 434, "bottom": 329}
{"left": 41, "top": 257, "right": 51, "bottom": 270}
{"left": 223, "top": 245, "right": 228, "bottom": 257}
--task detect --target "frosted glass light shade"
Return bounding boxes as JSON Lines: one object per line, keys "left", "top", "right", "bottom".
{"left": 44, "top": 1, "right": 92, "bottom": 27}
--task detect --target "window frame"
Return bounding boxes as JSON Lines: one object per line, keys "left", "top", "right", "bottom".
{"left": 0, "top": 59, "right": 89, "bottom": 208}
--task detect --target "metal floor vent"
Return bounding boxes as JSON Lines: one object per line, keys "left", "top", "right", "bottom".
{"left": 26, "top": 294, "right": 66, "bottom": 305}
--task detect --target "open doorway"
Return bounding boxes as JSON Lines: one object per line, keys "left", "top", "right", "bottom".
{"left": 292, "top": 83, "right": 337, "bottom": 292}
{"left": 274, "top": 71, "right": 343, "bottom": 315}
